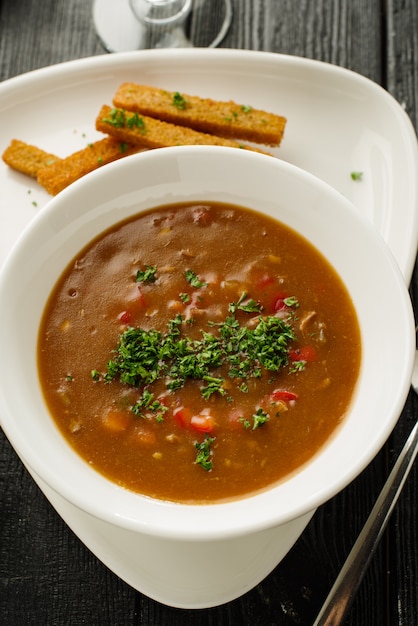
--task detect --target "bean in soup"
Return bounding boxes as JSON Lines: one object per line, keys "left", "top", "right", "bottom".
{"left": 38, "top": 202, "right": 361, "bottom": 502}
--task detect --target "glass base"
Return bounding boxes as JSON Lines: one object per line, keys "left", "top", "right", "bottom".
{"left": 93, "top": 0, "right": 232, "bottom": 52}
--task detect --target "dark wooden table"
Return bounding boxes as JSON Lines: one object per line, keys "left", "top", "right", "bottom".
{"left": 1, "top": 1, "right": 417, "bottom": 624}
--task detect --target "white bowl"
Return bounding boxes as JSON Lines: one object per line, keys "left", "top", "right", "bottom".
{"left": 0, "top": 146, "right": 414, "bottom": 607}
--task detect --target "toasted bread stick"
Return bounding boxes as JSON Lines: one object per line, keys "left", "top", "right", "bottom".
{"left": 96, "top": 106, "right": 272, "bottom": 155}
{"left": 2, "top": 139, "right": 61, "bottom": 178}
{"left": 113, "top": 83, "right": 286, "bottom": 147}
{"left": 37, "top": 137, "right": 143, "bottom": 195}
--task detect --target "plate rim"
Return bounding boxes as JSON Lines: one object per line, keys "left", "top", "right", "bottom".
{"left": 1, "top": 47, "right": 417, "bottom": 281}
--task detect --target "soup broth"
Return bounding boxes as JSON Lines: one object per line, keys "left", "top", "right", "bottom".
{"left": 38, "top": 202, "right": 361, "bottom": 502}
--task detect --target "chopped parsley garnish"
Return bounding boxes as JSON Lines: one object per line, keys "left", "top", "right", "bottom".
{"left": 201, "top": 375, "right": 226, "bottom": 400}
{"left": 102, "top": 108, "right": 126, "bottom": 128}
{"left": 91, "top": 369, "right": 101, "bottom": 381}
{"left": 229, "top": 291, "right": 262, "bottom": 314}
{"left": 132, "top": 389, "right": 168, "bottom": 422}
{"left": 240, "top": 408, "right": 269, "bottom": 430}
{"left": 93, "top": 273, "right": 302, "bottom": 472}
{"left": 195, "top": 436, "right": 215, "bottom": 471}
{"left": 172, "top": 92, "right": 187, "bottom": 110}
{"left": 350, "top": 171, "right": 363, "bottom": 181}
{"left": 252, "top": 407, "right": 269, "bottom": 429}
{"left": 126, "top": 112, "right": 146, "bottom": 131}
{"left": 241, "top": 104, "right": 252, "bottom": 113}
{"left": 136, "top": 265, "right": 157, "bottom": 284}
{"left": 97, "top": 298, "right": 296, "bottom": 396}
{"left": 289, "top": 360, "right": 306, "bottom": 373}
{"left": 102, "top": 108, "right": 146, "bottom": 134}
{"left": 184, "top": 269, "right": 207, "bottom": 288}
{"left": 283, "top": 296, "right": 299, "bottom": 308}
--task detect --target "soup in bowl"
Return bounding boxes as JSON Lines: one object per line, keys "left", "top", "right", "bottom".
{"left": 0, "top": 146, "right": 414, "bottom": 607}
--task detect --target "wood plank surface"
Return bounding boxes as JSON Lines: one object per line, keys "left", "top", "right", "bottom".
{"left": 0, "top": 1, "right": 417, "bottom": 624}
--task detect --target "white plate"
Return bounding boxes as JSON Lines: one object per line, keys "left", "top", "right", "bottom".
{"left": 1, "top": 48, "right": 417, "bottom": 280}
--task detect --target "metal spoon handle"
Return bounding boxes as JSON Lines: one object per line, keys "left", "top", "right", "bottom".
{"left": 313, "top": 419, "right": 418, "bottom": 626}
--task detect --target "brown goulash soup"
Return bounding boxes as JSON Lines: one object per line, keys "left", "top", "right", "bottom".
{"left": 38, "top": 202, "right": 361, "bottom": 503}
